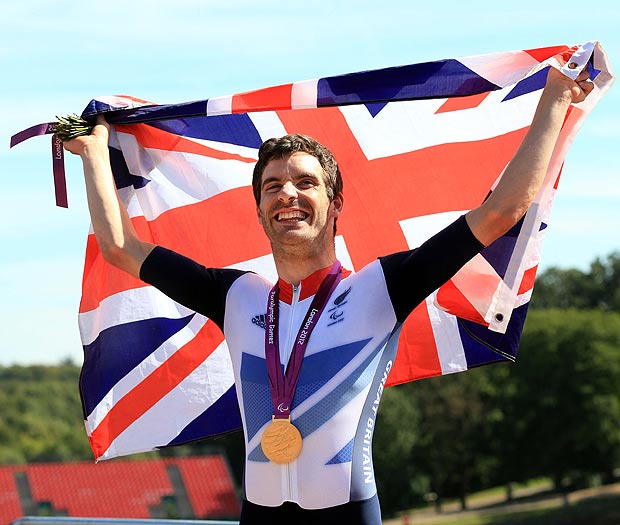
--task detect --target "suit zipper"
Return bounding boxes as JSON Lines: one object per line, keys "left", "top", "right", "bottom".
{"left": 283, "top": 283, "right": 300, "bottom": 501}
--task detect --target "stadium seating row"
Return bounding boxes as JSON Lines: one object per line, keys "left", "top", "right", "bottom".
{"left": 0, "top": 456, "right": 240, "bottom": 524}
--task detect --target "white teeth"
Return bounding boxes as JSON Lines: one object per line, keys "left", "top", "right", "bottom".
{"left": 277, "top": 211, "right": 307, "bottom": 221}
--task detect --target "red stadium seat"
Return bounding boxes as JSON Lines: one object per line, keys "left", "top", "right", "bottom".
{"left": 26, "top": 460, "right": 173, "bottom": 518}
{"left": 0, "top": 467, "right": 23, "bottom": 524}
{"left": 172, "top": 456, "right": 241, "bottom": 518}
{"left": 0, "top": 455, "right": 240, "bottom": 523}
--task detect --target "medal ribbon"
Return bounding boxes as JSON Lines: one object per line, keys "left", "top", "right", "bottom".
{"left": 10, "top": 122, "right": 68, "bottom": 208}
{"left": 265, "top": 261, "right": 342, "bottom": 420}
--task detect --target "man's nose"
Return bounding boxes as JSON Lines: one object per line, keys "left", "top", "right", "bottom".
{"left": 278, "top": 181, "right": 298, "bottom": 201}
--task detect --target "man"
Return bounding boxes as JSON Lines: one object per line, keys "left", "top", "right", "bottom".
{"left": 65, "top": 66, "right": 592, "bottom": 524}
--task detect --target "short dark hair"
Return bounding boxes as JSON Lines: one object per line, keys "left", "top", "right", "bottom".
{"left": 252, "top": 134, "right": 343, "bottom": 206}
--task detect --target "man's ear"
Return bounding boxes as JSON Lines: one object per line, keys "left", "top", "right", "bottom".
{"left": 330, "top": 193, "right": 344, "bottom": 218}
{"left": 256, "top": 205, "right": 263, "bottom": 224}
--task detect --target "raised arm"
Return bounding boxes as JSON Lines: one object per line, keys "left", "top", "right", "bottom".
{"left": 64, "top": 116, "right": 155, "bottom": 278}
{"left": 465, "top": 66, "right": 594, "bottom": 246}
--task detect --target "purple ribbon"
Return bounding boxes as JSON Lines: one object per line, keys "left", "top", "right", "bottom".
{"left": 265, "top": 261, "right": 343, "bottom": 419}
{"left": 10, "top": 122, "right": 68, "bottom": 208}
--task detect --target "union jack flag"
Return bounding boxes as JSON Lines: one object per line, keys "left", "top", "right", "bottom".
{"left": 77, "top": 42, "right": 613, "bottom": 461}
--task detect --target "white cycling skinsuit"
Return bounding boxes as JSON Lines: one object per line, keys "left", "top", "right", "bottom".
{"left": 140, "top": 215, "right": 482, "bottom": 523}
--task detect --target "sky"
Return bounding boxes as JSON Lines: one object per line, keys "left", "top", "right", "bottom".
{"left": 1, "top": 0, "right": 618, "bottom": 366}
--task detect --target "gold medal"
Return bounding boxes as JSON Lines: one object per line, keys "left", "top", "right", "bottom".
{"left": 261, "top": 263, "right": 341, "bottom": 465}
{"left": 261, "top": 417, "right": 303, "bottom": 464}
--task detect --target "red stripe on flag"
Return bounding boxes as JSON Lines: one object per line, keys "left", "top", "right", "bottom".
{"left": 554, "top": 164, "right": 564, "bottom": 190}
{"left": 387, "top": 304, "right": 441, "bottom": 387}
{"left": 518, "top": 265, "right": 538, "bottom": 295}
{"left": 121, "top": 95, "right": 155, "bottom": 105}
{"left": 232, "top": 83, "right": 294, "bottom": 114}
{"left": 88, "top": 320, "right": 225, "bottom": 460}
{"left": 90, "top": 106, "right": 528, "bottom": 310}
{"left": 524, "top": 45, "right": 573, "bottom": 64}
{"left": 144, "top": 187, "right": 271, "bottom": 268}
{"left": 115, "top": 125, "right": 257, "bottom": 163}
{"left": 80, "top": 217, "right": 154, "bottom": 313}
{"left": 80, "top": 187, "right": 272, "bottom": 312}
{"left": 435, "top": 92, "right": 491, "bottom": 114}
{"left": 276, "top": 106, "right": 529, "bottom": 269}
{"left": 435, "top": 279, "right": 488, "bottom": 325}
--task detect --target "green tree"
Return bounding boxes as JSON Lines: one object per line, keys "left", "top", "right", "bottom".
{"left": 508, "top": 309, "right": 620, "bottom": 488}
{"left": 589, "top": 252, "right": 620, "bottom": 311}
{"left": 373, "top": 382, "right": 428, "bottom": 515}
{"left": 409, "top": 369, "right": 497, "bottom": 511}
{"left": 478, "top": 359, "right": 525, "bottom": 497}
{"left": 532, "top": 252, "right": 620, "bottom": 311}
{"left": 0, "top": 364, "right": 92, "bottom": 464}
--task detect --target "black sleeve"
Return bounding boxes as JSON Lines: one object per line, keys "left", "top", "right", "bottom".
{"left": 139, "top": 246, "right": 248, "bottom": 331}
{"left": 379, "top": 215, "right": 484, "bottom": 323}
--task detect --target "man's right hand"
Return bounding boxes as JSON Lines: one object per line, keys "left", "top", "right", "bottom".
{"left": 65, "top": 114, "right": 155, "bottom": 278}
{"left": 63, "top": 115, "right": 111, "bottom": 159}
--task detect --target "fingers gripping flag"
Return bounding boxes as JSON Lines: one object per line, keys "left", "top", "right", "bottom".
{"left": 78, "top": 42, "right": 613, "bottom": 460}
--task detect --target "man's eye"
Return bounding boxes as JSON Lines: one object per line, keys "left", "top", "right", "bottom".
{"left": 298, "top": 180, "right": 315, "bottom": 188}
{"left": 265, "top": 184, "right": 281, "bottom": 192}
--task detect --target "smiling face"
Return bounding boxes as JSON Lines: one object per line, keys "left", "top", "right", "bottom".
{"left": 257, "top": 152, "right": 343, "bottom": 256}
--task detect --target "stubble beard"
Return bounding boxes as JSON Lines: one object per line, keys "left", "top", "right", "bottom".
{"left": 262, "top": 212, "right": 334, "bottom": 262}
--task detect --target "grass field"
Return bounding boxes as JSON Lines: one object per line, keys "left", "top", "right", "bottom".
{"left": 386, "top": 481, "right": 620, "bottom": 525}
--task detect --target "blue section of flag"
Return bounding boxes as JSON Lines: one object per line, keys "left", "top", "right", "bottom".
{"left": 81, "top": 314, "right": 195, "bottom": 416}
{"left": 166, "top": 385, "right": 242, "bottom": 445}
{"left": 480, "top": 217, "right": 524, "bottom": 279}
{"left": 502, "top": 67, "right": 548, "bottom": 102}
{"left": 480, "top": 217, "right": 547, "bottom": 280}
{"left": 365, "top": 102, "right": 389, "bottom": 117}
{"left": 317, "top": 59, "right": 499, "bottom": 107}
{"left": 149, "top": 114, "right": 264, "bottom": 149}
{"left": 109, "top": 146, "right": 150, "bottom": 190}
{"left": 459, "top": 303, "right": 530, "bottom": 367}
